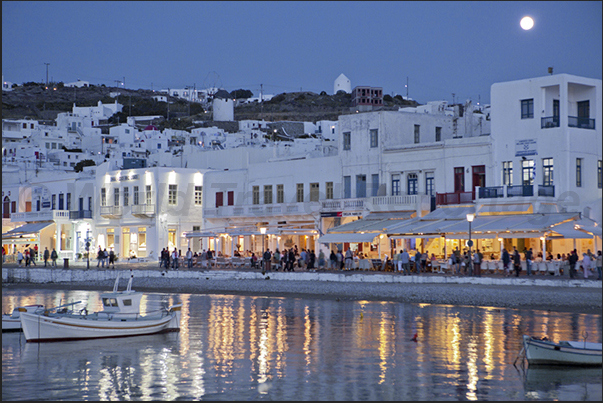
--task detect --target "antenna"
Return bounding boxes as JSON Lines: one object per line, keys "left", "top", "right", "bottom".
{"left": 44, "top": 63, "right": 50, "bottom": 87}
{"left": 406, "top": 77, "right": 408, "bottom": 99}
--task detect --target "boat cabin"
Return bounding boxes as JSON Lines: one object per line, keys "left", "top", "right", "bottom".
{"left": 100, "top": 291, "right": 143, "bottom": 314}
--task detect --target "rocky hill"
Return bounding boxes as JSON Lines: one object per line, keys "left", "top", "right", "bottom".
{"left": 2, "top": 83, "right": 419, "bottom": 127}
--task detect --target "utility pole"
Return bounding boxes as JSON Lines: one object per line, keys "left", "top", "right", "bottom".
{"left": 123, "top": 77, "right": 126, "bottom": 88}
{"left": 406, "top": 77, "right": 409, "bottom": 99}
{"left": 260, "top": 84, "right": 263, "bottom": 117}
{"left": 44, "top": 63, "right": 50, "bottom": 87}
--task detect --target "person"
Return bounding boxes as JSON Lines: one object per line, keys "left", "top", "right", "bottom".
{"left": 415, "top": 250, "right": 422, "bottom": 274}
{"left": 109, "top": 249, "right": 116, "bottom": 268}
{"left": 263, "top": 249, "right": 272, "bottom": 273}
{"left": 50, "top": 248, "right": 58, "bottom": 267}
{"left": 453, "top": 247, "right": 461, "bottom": 274}
{"left": 43, "top": 246, "right": 50, "bottom": 267}
{"left": 318, "top": 250, "right": 325, "bottom": 270}
{"left": 473, "top": 249, "right": 482, "bottom": 277}
{"left": 171, "top": 248, "right": 179, "bottom": 270}
{"left": 288, "top": 248, "right": 295, "bottom": 271}
{"left": 24, "top": 249, "right": 30, "bottom": 267}
{"left": 159, "top": 248, "right": 166, "bottom": 268}
{"left": 103, "top": 248, "right": 109, "bottom": 267}
{"left": 401, "top": 249, "right": 411, "bottom": 275}
{"left": 568, "top": 249, "right": 579, "bottom": 279}
{"left": 395, "top": 249, "right": 403, "bottom": 273}
{"left": 596, "top": 250, "right": 602, "bottom": 281}
{"left": 463, "top": 251, "right": 472, "bottom": 276}
{"left": 501, "top": 248, "right": 510, "bottom": 277}
{"left": 308, "top": 249, "right": 316, "bottom": 270}
{"left": 512, "top": 247, "right": 521, "bottom": 277}
{"left": 329, "top": 250, "right": 337, "bottom": 270}
{"left": 29, "top": 247, "right": 37, "bottom": 266}
{"left": 186, "top": 248, "right": 193, "bottom": 269}
{"left": 17, "top": 250, "right": 24, "bottom": 267}
{"left": 273, "top": 249, "right": 281, "bottom": 271}
{"left": 420, "top": 250, "right": 428, "bottom": 273}
{"left": 582, "top": 252, "right": 591, "bottom": 279}
{"left": 344, "top": 248, "right": 353, "bottom": 270}
{"left": 250, "top": 252, "right": 258, "bottom": 269}
{"left": 299, "top": 249, "right": 307, "bottom": 270}
{"left": 337, "top": 249, "right": 344, "bottom": 270}
{"left": 1, "top": 247, "right": 5, "bottom": 263}
{"left": 524, "top": 248, "right": 533, "bottom": 276}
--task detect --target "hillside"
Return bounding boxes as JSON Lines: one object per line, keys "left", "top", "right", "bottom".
{"left": 2, "top": 83, "right": 419, "bottom": 127}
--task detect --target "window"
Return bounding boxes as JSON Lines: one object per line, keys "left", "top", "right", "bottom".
{"left": 252, "top": 186, "right": 260, "bottom": 205}
{"left": 344, "top": 176, "right": 351, "bottom": 198}
{"left": 414, "top": 125, "right": 420, "bottom": 143}
{"left": 425, "top": 172, "right": 435, "bottom": 196}
{"left": 435, "top": 126, "right": 442, "bottom": 142}
{"left": 277, "top": 184, "right": 284, "bottom": 203}
{"left": 88, "top": 196, "right": 92, "bottom": 211}
{"left": 407, "top": 173, "right": 418, "bottom": 195}
{"left": 502, "top": 161, "right": 513, "bottom": 186}
{"left": 521, "top": 99, "right": 534, "bottom": 119}
{"left": 598, "top": 160, "right": 602, "bottom": 189}
{"left": 168, "top": 184, "right": 177, "bottom": 205}
{"left": 215, "top": 192, "right": 223, "bottom": 207}
{"left": 356, "top": 175, "right": 366, "bottom": 198}
{"left": 522, "top": 159, "right": 534, "bottom": 185}
{"left": 371, "top": 174, "right": 379, "bottom": 196}
{"left": 310, "top": 183, "right": 319, "bottom": 201}
{"left": 326, "top": 182, "right": 333, "bottom": 199}
{"left": 542, "top": 158, "right": 553, "bottom": 186}
{"left": 123, "top": 187, "right": 129, "bottom": 206}
{"left": 114, "top": 188, "right": 120, "bottom": 206}
{"left": 343, "top": 132, "right": 351, "bottom": 150}
{"left": 576, "top": 158, "right": 583, "bottom": 187}
{"left": 145, "top": 185, "right": 152, "bottom": 205}
{"left": 392, "top": 174, "right": 400, "bottom": 196}
{"left": 228, "top": 191, "right": 234, "bottom": 206}
{"left": 193, "top": 225, "right": 200, "bottom": 232}
{"left": 370, "top": 129, "right": 378, "bottom": 148}
{"left": 296, "top": 183, "right": 304, "bottom": 202}
{"left": 195, "top": 186, "right": 202, "bottom": 205}
{"left": 264, "top": 185, "right": 273, "bottom": 204}
{"left": 133, "top": 186, "right": 139, "bottom": 205}
{"left": 66, "top": 193, "right": 71, "bottom": 210}
{"left": 58, "top": 193, "right": 64, "bottom": 210}
{"left": 454, "top": 168, "right": 465, "bottom": 193}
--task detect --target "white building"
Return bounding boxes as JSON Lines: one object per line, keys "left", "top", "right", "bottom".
{"left": 334, "top": 73, "right": 351, "bottom": 94}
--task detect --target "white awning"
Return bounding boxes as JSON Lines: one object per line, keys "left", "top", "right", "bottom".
{"left": 2, "top": 222, "right": 53, "bottom": 237}
{"left": 318, "top": 232, "right": 379, "bottom": 244}
{"left": 389, "top": 234, "right": 441, "bottom": 239}
{"left": 548, "top": 222, "right": 594, "bottom": 239}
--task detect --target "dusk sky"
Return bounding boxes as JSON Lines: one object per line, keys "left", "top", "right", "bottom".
{"left": 2, "top": 1, "right": 601, "bottom": 105}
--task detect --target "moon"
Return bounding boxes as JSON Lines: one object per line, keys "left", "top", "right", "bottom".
{"left": 520, "top": 16, "right": 534, "bottom": 30}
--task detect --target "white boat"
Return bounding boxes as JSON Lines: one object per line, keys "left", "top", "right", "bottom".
{"left": 2, "top": 304, "right": 44, "bottom": 332}
{"left": 19, "top": 273, "right": 182, "bottom": 342}
{"left": 522, "top": 335, "right": 602, "bottom": 366}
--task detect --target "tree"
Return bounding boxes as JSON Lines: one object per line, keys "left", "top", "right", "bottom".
{"left": 383, "top": 94, "right": 393, "bottom": 102}
{"left": 230, "top": 89, "right": 253, "bottom": 99}
{"left": 74, "top": 159, "right": 96, "bottom": 172}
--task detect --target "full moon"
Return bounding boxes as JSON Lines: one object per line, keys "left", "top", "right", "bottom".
{"left": 520, "top": 16, "right": 534, "bottom": 30}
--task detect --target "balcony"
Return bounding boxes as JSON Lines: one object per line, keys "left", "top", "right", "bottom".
{"left": 477, "top": 185, "right": 555, "bottom": 199}
{"left": 538, "top": 185, "right": 555, "bottom": 197}
{"left": 70, "top": 210, "right": 93, "bottom": 220}
{"left": 131, "top": 204, "right": 155, "bottom": 218}
{"left": 100, "top": 205, "right": 123, "bottom": 218}
{"left": 435, "top": 191, "right": 474, "bottom": 206}
{"left": 568, "top": 116, "right": 595, "bottom": 130}
{"left": 204, "top": 201, "right": 321, "bottom": 219}
{"left": 541, "top": 116, "right": 560, "bottom": 129}
{"left": 507, "top": 185, "right": 533, "bottom": 197}
{"left": 478, "top": 186, "right": 504, "bottom": 199}
{"left": 11, "top": 210, "right": 70, "bottom": 223}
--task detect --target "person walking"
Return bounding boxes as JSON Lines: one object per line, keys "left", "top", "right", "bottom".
{"left": 24, "top": 249, "right": 30, "bottom": 267}
{"left": 186, "top": 248, "right": 193, "bottom": 269}
{"left": 582, "top": 252, "right": 591, "bottom": 279}
{"left": 329, "top": 250, "right": 337, "bottom": 270}
{"left": 395, "top": 249, "right": 403, "bottom": 273}
{"left": 263, "top": 249, "right": 272, "bottom": 273}
{"left": 525, "top": 247, "right": 534, "bottom": 276}
{"left": 17, "top": 250, "right": 24, "bottom": 267}
{"left": 401, "top": 249, "right": 411, "bottom": 275}
{"left": 171, "top": 248, "right": 179, "bottom": 270}
{"left": 103, "top": 248, "right": 109, "bottom": 267}
{"left": 43, "top": 247, "right": 50, "bottom": 267}
{"left": 415, "top": 250, "right": 422, "bottom": 274}
{"left": 50, "top": 248, "right": 58, "bottom": 267}
{"left": 318, "top": 250, "right": 325, "bottom": 270}
{"left": 473, "top": 249, "right": 482, "bottom": 277}
{"left": 596, "top": 250, "right": 602, "bottom": 280}
{"left": 512, "top": 247, "right": 521, "bottom": 277}
{"left": 109, "top": 249, "right": 116, "bottom": 268}
{"left": 568, "top": 249, "right": 579, "bottom": 279}
{"left": 97, "top": 247, "right": 104, "bottom": 267}
{"left": 29, "top": 247, "right": 37, "bottom": 266}
{"left": 344, "top": 248, "right": 353, "bottom": 270}
{"left": 502, "top": 248, "right": 510, "bottom": 277}
{"left": 453, "top": 247, "right": 461, "bottom": 274}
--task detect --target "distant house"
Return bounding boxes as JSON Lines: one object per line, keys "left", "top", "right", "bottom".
{"left": 334, "top": 73, "right": 351, "bottom": 94}
{"left": 351, "top": 86, "right": 383, "bottom": 108}
{"left": 65, "top": 80, "right": 90, "bottom": 88}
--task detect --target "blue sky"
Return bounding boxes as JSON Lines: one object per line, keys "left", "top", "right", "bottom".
{"left": 2, "top": 1, "right": 601, "bottom": 105}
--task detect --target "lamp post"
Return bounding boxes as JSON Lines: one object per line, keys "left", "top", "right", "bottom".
{"left": 467, "top": 213, "right": 474, "bottom": 274}
{"left": 260, "top": 227, "right": 267, "bottom": 272}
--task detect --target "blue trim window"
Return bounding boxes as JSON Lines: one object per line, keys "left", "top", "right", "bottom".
{"left": 521, "top": 99, "right": 534, "bottom": 119}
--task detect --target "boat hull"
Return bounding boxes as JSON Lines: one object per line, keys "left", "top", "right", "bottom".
{"left": 2, "top": 305, "right": 45, "bottom": 332}
{"left": 20, "top": 308, "right": 181, "bottom": 343}
{"left": 522, "top": 335, "right": 602, "bottom": 366}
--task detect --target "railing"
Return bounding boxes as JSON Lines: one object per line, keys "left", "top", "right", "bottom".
{"left": 11, "top": 210, "right": 70, "bottom": 222}
{"left": 478, "top": 186, "right": 504, "bottom": 199}
{"left": 507, "top": 185, "right": 533, "bottom": 197}
{"left": 204, "top": 202, "right": 321, "bottom": 218}
{"left": 100, "top": 206, "right": 123, "bottom": 217}
{"left": 70, "top": 210, "right": 93, "bottom": 219}
{"left": 131, "top": 204, "right": 155, "bottom": 215}
{"left": 541, "top": 116, "right": 560, "bottom": 128}
{"left": 435, "top": 191, "right": 474, "bottom": 206}
{"left": 538, "top": 185, "right": 555, "bottom": 197}
{"left": 568, "top": 116, "right": 595, "bottom": 130}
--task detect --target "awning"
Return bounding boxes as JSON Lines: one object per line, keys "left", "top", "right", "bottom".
{"left": 548, "top": 222, "right": 594, "bottom": 239}
{"left": 318, "top": 232, "right": 379, "bottom": 244}
{"left": 577, "top": 226, "right": 602, "bottom": 237}
{"left": 390, "top": 234, "right": 442, "bottom": 239}
{"left": 2, "top": 222, "right": 53, "bottom": 237}
{"left": 478, "top": 203, "right": 532, "bottom": 215}
{"left": 419, "top": 205, "right": 476, "bottom": 220}
{"left": 328, "top": 211, "right": 414, "bottom": 233}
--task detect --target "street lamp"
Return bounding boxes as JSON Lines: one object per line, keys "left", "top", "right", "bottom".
{"left": 467, "top": 213, "right": 475, "bottom": 274}
{"left": 260, "top": 227, "right": 267, "bottom": 272}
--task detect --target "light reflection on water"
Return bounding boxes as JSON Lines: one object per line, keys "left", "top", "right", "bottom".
{"left": 2, "top": 287, "right": 602, "bottom": 401}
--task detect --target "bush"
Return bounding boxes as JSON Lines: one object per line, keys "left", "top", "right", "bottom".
{"left": 74, "top": 159, "right": 96, "bottom": 172}
{"left": 383, "top": 94, "right": 393, "bottom": 102}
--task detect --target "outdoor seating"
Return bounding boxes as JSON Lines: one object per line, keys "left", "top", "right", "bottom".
{"left": 357, "top": 259, "right": 372, "bottom": 270}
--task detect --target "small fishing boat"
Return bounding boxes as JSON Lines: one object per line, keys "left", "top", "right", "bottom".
{"left": 19, "top": 273, "right": 182, "bottom": 342}
{"left": 521, "top": 335, "right": 602, "bottom": 366}
{"left": 2, "top": 304, "right": 44, "bottom": 332}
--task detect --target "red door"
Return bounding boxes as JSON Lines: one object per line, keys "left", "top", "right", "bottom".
{"left": 454, "top": 167, "right": 465, "bottom": 193}
{"left": 472, "top": 165, "right": 485, "bottom": 197}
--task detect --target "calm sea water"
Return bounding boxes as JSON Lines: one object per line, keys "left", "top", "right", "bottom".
{"left": 2, "top": 287, "right": 602, "bottom": 401}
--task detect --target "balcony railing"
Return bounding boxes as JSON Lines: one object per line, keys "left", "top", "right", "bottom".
{"left": 478, "top": 186, "right": 504, "bottom": 199}
{"left": 100, "top": 205, "right": 123, "bottom": 217}
{"left": 11, "top": 210, "right": 70, "bottom": 222}
{"left": 538, "top": 185, "right": 555, "bottom": 197}
{"left": 435, "top": 191, "right": 474, "bottom": 206}
{"left": 204, "top": 201, "right": 321, "bottom": 218}
{"left": 541, "top": 116, "right": 560, "bottom": 129}
{"left": 131, "top": 204, "right": 155, "bottom": 216}
{"left": 507, "top": 185, "right": 533, "bottom": 197}
{"left": 70, "top": 210, "right": 93, "bottom": 220}
{"left": 568, "top": 116, "right": 595, "bottom": 130}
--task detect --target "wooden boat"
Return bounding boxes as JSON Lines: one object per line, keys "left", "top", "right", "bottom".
{"left": 19, "top": 273, "right": 182, "bottom": 342}
{"left": 521, "top": 335, "right": 602, "bottom": 366}
{"left": 2, "top": 304, "right": 44, "bottom": 332}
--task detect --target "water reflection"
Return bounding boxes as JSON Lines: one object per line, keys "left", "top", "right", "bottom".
{"left": 2, "top": 288, "right": 601, "bottom": 401}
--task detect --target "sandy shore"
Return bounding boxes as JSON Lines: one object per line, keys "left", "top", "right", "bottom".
{"left": 4, "top": 277, "right": 602, "bottom": 315}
